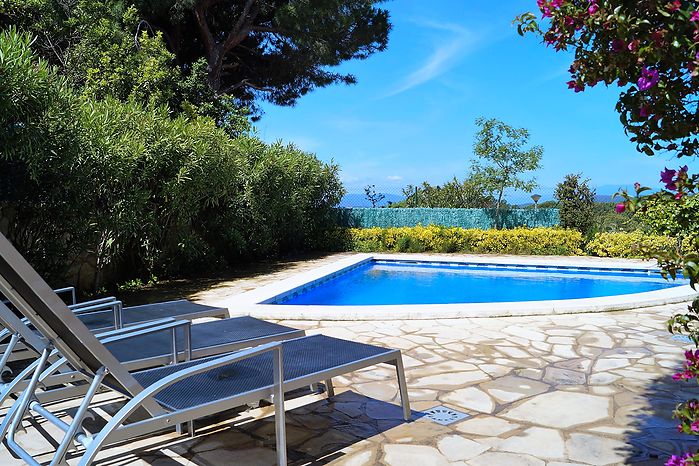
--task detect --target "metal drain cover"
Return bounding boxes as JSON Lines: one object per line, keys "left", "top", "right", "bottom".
{"left": 423, "top": 406, "right": 470, "bottom": 425}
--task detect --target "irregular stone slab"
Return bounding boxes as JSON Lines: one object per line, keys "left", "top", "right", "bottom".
{"left": 502, "top": 392, "right": 611, "bottom": 428}
{"left": 383, "top": 444, "right": 449, "bottom": 466}
{"left": 543, "top": 367, "right": 586, "bottom": 386}
{"left": 566, "top": 433, "right": 629, "bottom": 465}
{"left": 589, "top": 372, "right": 621, "bottom": 385}
{"left": 332, "top": 448, "right": 377, "bottom": 466}
{"left": 441, "top": 387, "right": 495, "bottom": 413}
{"left": 593, "top": 358, "right": 630, "bottom": 372}
{"left": 496, "top": 346, "right": 532, "bottom": 359}
{"left": 482, "top": 376, "right": 549, "bottom": 403}
{"left": 412, "top": 371, "right": 490, "bottom": 389}
{"left": 467, "top": 451, "right": 545, "bottom": 466}
{"left": 437, "top": 435, "right": 490, "bottom": 461}
{"left": 495, "top": 427, "right": 565, "bottom": 459}
{"left": 455, "top": 416, "right": 519, "bottom": 436}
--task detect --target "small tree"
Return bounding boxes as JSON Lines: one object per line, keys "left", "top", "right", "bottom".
{"left": 364, "top": 184, "right": 385, "bottom": 208}
{"left": 471, "top": 117, "right": 543, "bottom": 228}
{"left": 555, "top": 173, "right": 596, "bottom": 235}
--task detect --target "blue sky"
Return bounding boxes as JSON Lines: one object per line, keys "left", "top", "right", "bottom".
{"left": 257, "top": 0, "right": 695, "bottom": 196}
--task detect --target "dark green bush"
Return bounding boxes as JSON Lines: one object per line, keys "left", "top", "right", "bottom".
{"left": 0, "top": 29, "right": 343, "bottom": 290}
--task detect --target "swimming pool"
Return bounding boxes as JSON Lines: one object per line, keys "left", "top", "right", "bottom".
{"left": 275, "top": 260, "right": 687, "bottom": 306}
{"left": 226, "top": 254, "right": 698, "bottom": 320}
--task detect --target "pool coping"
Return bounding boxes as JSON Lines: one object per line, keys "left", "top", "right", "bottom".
{"left": 216, "top": 253, "right": 699, "bottom": 320}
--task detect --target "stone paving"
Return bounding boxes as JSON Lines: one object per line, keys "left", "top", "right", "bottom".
{"left": 1, "top": 254, "right": 697, "bottom": 465}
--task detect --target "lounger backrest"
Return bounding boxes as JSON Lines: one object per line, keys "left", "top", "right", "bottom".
{"left": 0, "top": 233, "right": 163, "bottom": 414}
{"left": 0, "top": 300, "right": 48, "bottom": 353}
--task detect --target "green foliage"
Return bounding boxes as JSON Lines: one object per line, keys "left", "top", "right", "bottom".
{"left": 393, "top": 177, "right": 494, "bottom": 208}
{"left": 132, "top": 0, "right": 391, "bottom": 107}
{"left": 471, "top": 117, "right": 543, "bottom": 228}
{"left": 555, "top": 173, "right": 595, "bottom": 235}
{"left": 345, "top": 226, "right": 584, "bottom": 256}
{"left": 592, "top": 202, "right": 642, "bottom": 233}
{"left": 0, "top": 30, "right": 343, "bottom": 289}
{"left": 585, "top": 231, "right": 677, "bottom": 259}
{"left": 637, "top": 195, "right": 699, "bottom": 243}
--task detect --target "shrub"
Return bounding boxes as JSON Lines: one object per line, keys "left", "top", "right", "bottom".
{"left": 555, "top": 173, "right": 595, "bottom": 235}
{"left": 0, "top": 29, "right": 344, "bottom": 290}
{"left": 346, "top": 226, "right": 585, "bottom": 256}
{"left": 585, "top": 231, "right": 677, "bottom": 258}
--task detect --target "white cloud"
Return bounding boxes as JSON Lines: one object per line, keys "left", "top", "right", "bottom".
{"left": 387, "top": 175, "right": 403, "bottom": 181}
{"left": 384, "top": 21, "right": 477, "bottom": 97}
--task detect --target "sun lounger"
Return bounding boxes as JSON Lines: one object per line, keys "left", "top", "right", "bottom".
{"left": 0, "top": 232, "right": 410, "bottom": 465}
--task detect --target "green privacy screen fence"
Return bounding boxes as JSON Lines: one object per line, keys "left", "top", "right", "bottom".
{"left": 335, "top": 208, "right": 560, "bottom": 229}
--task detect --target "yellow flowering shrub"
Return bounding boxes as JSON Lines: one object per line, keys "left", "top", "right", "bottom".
{"left": 585, "top": 231, "right": 677, "bottom": 258}
{"left": 347, "top": 226, "right": 585, "bottom": 256}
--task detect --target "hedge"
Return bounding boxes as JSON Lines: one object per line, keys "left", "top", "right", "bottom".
{"left": 585, "top": 231, "right": 680, "bottom": 258}
{"left": 332, "top": 226, "right": 585, "bottom": 256}
{"left": 326, "top": 226, "right": 685, "bottom": 259}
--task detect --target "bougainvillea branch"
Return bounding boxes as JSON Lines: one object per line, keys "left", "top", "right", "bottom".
{"left": 516, "top": 0, "right": 699, "bottom": 157}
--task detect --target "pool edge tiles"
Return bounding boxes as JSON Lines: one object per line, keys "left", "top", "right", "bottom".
{"left": 218, "top": 253, "right": 698, "bottom": 321}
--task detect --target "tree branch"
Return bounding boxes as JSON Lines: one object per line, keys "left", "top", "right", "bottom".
{"left": 222, "top": 0, "right": 259, "bottom": 53}
{"left": 194, "top": 0, "right": 216, "bottom": 55}
{"left": 221, "top": 78, "right": 274, "bottom": 94}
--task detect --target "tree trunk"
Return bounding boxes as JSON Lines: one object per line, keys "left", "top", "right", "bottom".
{"left": 207, "top": 45, "right": 224, "bottom": 93}
{"left": 495, "top": 189, "right": 504, "bottom": 229}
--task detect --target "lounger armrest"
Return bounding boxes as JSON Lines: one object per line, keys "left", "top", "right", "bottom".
{"left": 131, "top": 341, "right": 284, "bottom": 402}
{"left": 72, "top": 300, "right": 124, "bottom": 329}
{"left": 68, "top": 297, "right": 116, "bottom": 310}
{"left": 94, "top": 318, "right": 177, "bottom": 339}
{"left": 100, "top": 319, "right": 193, "bottom": 363}
{"left": 53, "top": 287, "right": 76, "bottom": 305}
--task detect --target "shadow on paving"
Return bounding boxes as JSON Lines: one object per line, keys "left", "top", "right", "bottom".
{"left": 115, "top": 252, "right": 342, "bottom": 306}
{"left": 64, "top": 390, "right": 420, "bottom": 465}
{"left": 617, "top": 338, "right": 699, "bottom": 464}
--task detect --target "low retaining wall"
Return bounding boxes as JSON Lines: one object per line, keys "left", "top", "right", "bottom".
{"left": 335, "top": 208, "right": 559, "bottom": 229}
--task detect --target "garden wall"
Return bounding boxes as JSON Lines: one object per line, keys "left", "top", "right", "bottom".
{"left": 335, "top": 208, "right": 560, "bottom": 229}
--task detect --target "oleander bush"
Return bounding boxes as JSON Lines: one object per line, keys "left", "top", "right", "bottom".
{"left": 345, "top": 226, "right": 585, "bottom": 256}
{"left": 0, "top": 29, "right": 343, "bottom": 290}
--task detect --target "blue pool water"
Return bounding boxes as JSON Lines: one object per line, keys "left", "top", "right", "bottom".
{"left": 275, "top": 260, "right": 688, "bottom": 306}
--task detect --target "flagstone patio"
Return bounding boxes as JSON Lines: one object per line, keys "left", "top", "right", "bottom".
{"left": 1, "top": 254, "right": 697, "bottom": 465}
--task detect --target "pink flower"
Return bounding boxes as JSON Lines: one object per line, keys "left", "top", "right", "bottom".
{"left": 588, "top": 1, "right": 599, "bottom": 14}
{"left": 666, "top": 453, "right": 695, "bottom": 466}
{"left": 567, "top": 80, "right": 585, "bottom": 92}
{"left": 638, "top": 67, "right": 660, "bottom": 91}
{"left": 667, "top": 0, "right": 682, "bottom": 12}
{"left": 615, "top": 203, "right": 626, "bottom": 213}
{"left": 611, "top": 39, "right": 626, "bottom": 52}
{"left": 661, "top": 167, "right": 678, "bottom": 189}
{"left": 676, "top": 192, "right": 684, "bottom": 200}
{"left": 640, "top": 105, "right": 651, "bottom": 118}
{"left": 691, "top": 11, "right": 699, "bottom": 21}
{"left": 551, "top": 0, "right": 564, "bottom": 8}
{"left": 628, "top": 39, "right": 640, "bottom": 52}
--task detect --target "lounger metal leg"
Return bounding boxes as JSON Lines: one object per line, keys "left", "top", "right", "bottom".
{"left": 394, "top": 356, "right": 411, "bottom": 421}
{"left": 0, "top": 333, "right": 19, "bottom": 376}
{"left": 47, "top": 367, "right": 107, "bottom": 466}
{"left": 325, "top": 379, "right": 335, "bottom": 398}
{"left": 4, "top": 347, "right": 51, "bottom": 466}
{"left": 273, "top": 346, "right": 286, "bottom": 465}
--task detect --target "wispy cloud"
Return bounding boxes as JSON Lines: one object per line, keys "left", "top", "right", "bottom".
{"left": 387, "top": 175, "right": 403, "bottom": 181}
{"left": 384, "top": 20, "right": 478, "bottom": 97}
